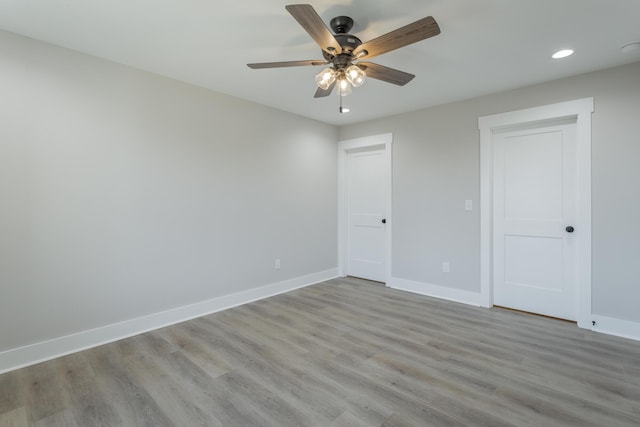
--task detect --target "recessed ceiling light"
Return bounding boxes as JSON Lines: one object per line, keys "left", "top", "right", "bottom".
{"left": 552, "top": 49, "right": 574, "bottom": 59}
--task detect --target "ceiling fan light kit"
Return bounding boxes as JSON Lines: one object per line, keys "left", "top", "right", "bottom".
{"left": 337, "top": 76, "right": 352, "bottom": 96}
{"left": 315, "top": 67, "right": 336, "bottom": 90}
{"left": 346, "top": 65, "right": 366, "bottom": 87}
{"left": 248, "top": 4, "right": 441, "bottom": 112}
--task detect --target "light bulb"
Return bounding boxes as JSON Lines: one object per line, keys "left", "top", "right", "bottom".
{"left": 337, "top": 78, "right": 352, "bottom": 96}
{"left": 315, "top": 67, "right": 336, "bottom": 90}
{"left": 345, "top": 65, "right": 366, "bottom": 87}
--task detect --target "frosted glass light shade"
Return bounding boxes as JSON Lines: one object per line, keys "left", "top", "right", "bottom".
{"left": 315, "top": 67, "right": 336, "bottom": 90}
{"left": 345, "top": 65, "right": 366, "bottom": 87}
{"left": 337, "top": 78, "right": 352, "bottom": 96}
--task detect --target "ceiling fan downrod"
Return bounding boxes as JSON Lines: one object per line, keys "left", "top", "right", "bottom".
{"left": 338, "top": 85, "right": 349, "bottom": 113}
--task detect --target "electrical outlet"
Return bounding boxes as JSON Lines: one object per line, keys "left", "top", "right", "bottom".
{"left": 442, "top": 262, "right": 450, "bottom": 273}
{"left": 465, "top": 200, "right": 473, "bottom": 211}
{"left": 275, "top": 258, "right": 281, "bottom": 270}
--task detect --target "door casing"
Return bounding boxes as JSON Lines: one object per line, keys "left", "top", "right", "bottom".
{"left": 479, "top": 98, "right": 594, "bottom": 329}
{"left": 338, "top": 133, "right": 393, "bottom": 283}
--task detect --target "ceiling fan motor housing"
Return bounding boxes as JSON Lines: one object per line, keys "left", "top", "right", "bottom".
{"left": 330, "top": 16, "right": 354, "bottom": 34}
{"left": 323, "top": 16, "right": 362, "bottom": 67}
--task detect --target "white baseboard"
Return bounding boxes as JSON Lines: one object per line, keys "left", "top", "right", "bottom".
{"left": 387, "top": 278, "right": 640, "bottom": 344}
{"left": 387, "top": 277, "right": 483, "bottom": 307}
{"left": 0, "top": 268, "right": 338, "bottom": 374}
{"left": 590, "top": 314, "right": 640, "bottom": 342}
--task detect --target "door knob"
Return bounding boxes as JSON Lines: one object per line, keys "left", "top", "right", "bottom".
{"left": 381, "top": 218, "right": 387, "bottom": 224}
{"left": 565, "top": 226, "right": 575, "bottom": 233}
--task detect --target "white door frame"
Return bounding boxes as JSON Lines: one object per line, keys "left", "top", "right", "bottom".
{"left": 478, "top": 98, "right": 594, "bottom": 329}
{"left": 338, "top": 133, "right": 393, "bottom": 283}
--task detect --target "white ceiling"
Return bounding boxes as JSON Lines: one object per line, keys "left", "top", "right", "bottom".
{"left": 1, "top": 0, "right": 640, "bottom": 125}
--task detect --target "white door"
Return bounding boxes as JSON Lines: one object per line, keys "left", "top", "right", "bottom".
{"left": 347, "top": 148, "right": 386, "bottom": 282}
{"left": 493, "top": 121, "right": 577, "bottom": 320}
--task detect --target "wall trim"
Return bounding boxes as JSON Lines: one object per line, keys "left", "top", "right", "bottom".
{"left": 0, "top": 268, "right": 338, "bottom": 374}
{"left": 388, "top": 277, "right": 483, "bottom": 307}
{"left": 591, "top": 315, "right": 640, "bottom": 342}
{"left": 388, "top": 277, "right": 640, "bottom": 343}
{"left": 478, "top": 98, "right": 594, "bottom": 328}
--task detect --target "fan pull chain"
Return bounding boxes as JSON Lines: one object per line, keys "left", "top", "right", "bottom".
{"left": 338, "top": 85, "right": 349, "bottom": 113}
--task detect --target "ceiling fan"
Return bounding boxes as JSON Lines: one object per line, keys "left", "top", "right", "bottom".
{"left": 247, "top": 4, "right": 441, "bottom": 112}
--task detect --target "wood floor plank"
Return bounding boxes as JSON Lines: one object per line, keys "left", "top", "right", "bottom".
{"left": 84, "top": 344, "right": 174, "bottom": 426}
{"left": 33, "top": 409, "right": 78, "bottom": 427}
{"left": 237, "top": 300, "right": 380, "bottom": 362}
{"left": 1, "top": 277, "right": 640, "bottom": 426}
{"left": 121, "top": 348, "right": 225, "bottom": 426}
{"left": 329, "top": 410, "right": 375, "bottom": 427}
{"left": 193, "top": 316, "right": 384, "bottom": 424}
{"left": 153, "top": 324, "right": 231, "bottom": 378}
{"left": 215, "top": 308, "right": 310, "bottom": 357}
{"left": 357, "top": 352, "right": 518, "bottom": 427}
{"left": 54, "top": 352, "right": 122, "bottom": 427}
{"left": 0, "top": 370, "right": 24, "bottom": 416}
{"left": 20, "top": 360, "right": 67, "bottom": 424}
{"left": 296, "top": 350, "right": 463, "bottom": 427}
{"left": 0, "top": 406, "right": 28, "bottom": 427}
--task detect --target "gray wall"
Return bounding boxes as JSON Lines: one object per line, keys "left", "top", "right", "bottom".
{"left": 339, "top": 61, "right": 640, "bottom": 323}
{"left": 2, "top": 27, "right": 638, "bottom": 355}
{"left": 0, "top": 31, "right": 338, "bottom": 352}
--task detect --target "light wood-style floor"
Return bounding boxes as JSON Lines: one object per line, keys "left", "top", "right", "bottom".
{"left": 1, "top": 277, "right": 639, "bottom": 426}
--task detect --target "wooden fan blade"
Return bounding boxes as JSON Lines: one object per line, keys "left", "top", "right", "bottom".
{"left": 358, "top": 62, "right": 415, "bottom": 86}
{"left": 247, "top": 60, "right": 327, "bottom": 69}
{"left": 286, "top": 4, "right": 342, "bottom": 55}
{"left": 314, "top": 80, "right": 336, "bottom": 98}
{"left": 354, "top": 16, "right": 440, "bottom": 60}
